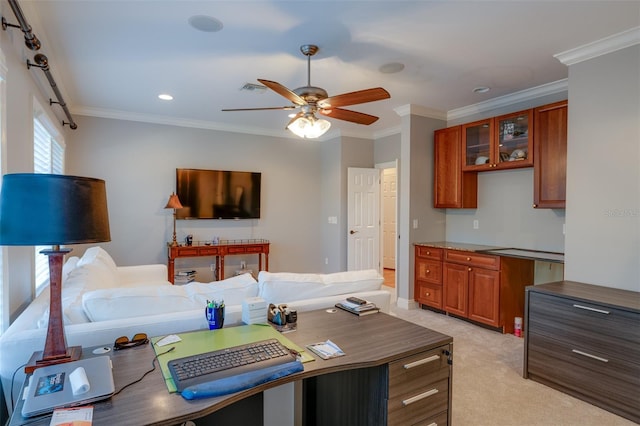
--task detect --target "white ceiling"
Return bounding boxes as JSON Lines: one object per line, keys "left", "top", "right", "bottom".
{"left": 9, "top": 1, "right": 640, "bottom": 139}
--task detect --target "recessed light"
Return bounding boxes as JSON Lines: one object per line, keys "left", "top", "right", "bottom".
{"left": 188, "top": 15, "right": 224, "bottom": 33}
{"left": 379, "top": 62, "right": 405, "bottom": 74}
{"left": 473, "top": 86, "right": 491, "bottom": 94}
{"left": 158, "top": 94, "right": 173, "bottom": 101}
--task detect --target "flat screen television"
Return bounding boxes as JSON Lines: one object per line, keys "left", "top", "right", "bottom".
{"left": 175, "top": 168, "right": 261, "bottom": 219}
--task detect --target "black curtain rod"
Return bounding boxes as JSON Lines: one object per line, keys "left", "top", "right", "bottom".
{"left": 2, "top": 0, "right": 77, "bottom": 129}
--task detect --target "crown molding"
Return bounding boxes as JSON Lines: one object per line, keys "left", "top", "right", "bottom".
{"left": 394, "top": 104, "right": 447, "bottom": 120}
{"left": 447, "top": 79, "right": 568, "bottom": 121}
{"left": 554, "top": 26, "right": 640, "bottom": 66}
{"left": 72, "top": 106, "right": 306, "bottom": 139}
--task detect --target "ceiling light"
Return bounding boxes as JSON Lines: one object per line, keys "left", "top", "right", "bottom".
{"left": 158, "top": 94, "right": 173, "bottom": 101}
{"left": 473, "top": 86, "right": 491, "bottom": 94}
{"left": 188, "top": 15, "right": 223, "bottom": 33}
{"left": 379, "top": 62, "right": 405, "bottom": 74}
{"left": 287, "top": 114, "right": 331, "bottom": 139}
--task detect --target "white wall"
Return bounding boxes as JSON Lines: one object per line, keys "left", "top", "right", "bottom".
{"left": 65, "top": 115, "right": 326, "bottom": 277}
{"left": 564, "top": 45, "right": 640, "bottom": 291}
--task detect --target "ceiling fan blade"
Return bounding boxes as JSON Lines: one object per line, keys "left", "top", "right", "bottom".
{"left": 318, "top": 87, "right": 390, "bottom": 108}
{"left": 222, "top": 106, "right": 296, "bottom": 112}
{"left": 258, "top": 79, "right": 307, "bottom": 106}
{"left": 319, "top": 107, "right": 379, "bottom": 125}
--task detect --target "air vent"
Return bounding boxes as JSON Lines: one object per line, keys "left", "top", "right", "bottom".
{"left": 241, "top": 83, "right": 267, "bottom": 93}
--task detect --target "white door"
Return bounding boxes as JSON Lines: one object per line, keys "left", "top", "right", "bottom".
{"left": 347, "top": 168, "right": 380, "bottom": 271}
{"left": 382, "top": 168, "right": 397, "bottom": 269}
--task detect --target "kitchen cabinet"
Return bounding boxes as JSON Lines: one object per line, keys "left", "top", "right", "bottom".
{"left": 414, "top": 246, "right": 444, "bottom": 310}
{"left": 462, "top": 109, "right": 533, "bottom": 171}
{"left": 442, "top": 249, "right": 533, "bottom": 333}
{"left": 533, "top": 100, "right": 567, "bottom": 208}
{"left": 524, "top": 281, "right": 640, "bottom": 423}
{"left": 433, "top": 126, "right": 477, "bottom": 208}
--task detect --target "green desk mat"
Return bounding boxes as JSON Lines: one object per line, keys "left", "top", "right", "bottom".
{"left": 151, "top": 324, "right": 313, "bottom": 393}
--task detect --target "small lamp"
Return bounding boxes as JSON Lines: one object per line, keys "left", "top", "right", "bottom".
{"left": 164, "top": 192, "right": 183, "bottom": 247}
{"left": 0, "top": 174, "right": 110, "bottom": 372}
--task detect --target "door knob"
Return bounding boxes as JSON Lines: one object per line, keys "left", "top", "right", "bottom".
{"left": 350, "top": 230, "right": 358, "bottom": 235}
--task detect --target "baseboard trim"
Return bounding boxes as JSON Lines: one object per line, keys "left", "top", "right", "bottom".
{"left": 396, "top": 297, "right": 419, "bottom": 310}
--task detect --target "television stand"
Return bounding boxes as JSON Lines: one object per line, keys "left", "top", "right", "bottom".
{"left": 167, "top": 239, "right": 269, "bottom": 283}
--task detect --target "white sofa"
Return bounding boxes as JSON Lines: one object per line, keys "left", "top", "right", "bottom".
{"left": 0, "top": 247, "right": 390, "bottom": 413}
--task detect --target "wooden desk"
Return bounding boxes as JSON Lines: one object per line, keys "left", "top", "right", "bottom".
{"left": 167, "top": 239, "right": 269, "bottom": 283}
{"left": 9, "top": 309, "right": 453, "bottom": 426}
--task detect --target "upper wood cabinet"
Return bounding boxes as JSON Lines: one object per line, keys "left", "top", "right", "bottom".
{"left": 462, "top": 109, "right": 534, "bottom": 171}
{"left": 434, "top": 126, "right": 477, "bottom": 208}
{"left": 533, "top": 100, "right": 568, "bottom": 208}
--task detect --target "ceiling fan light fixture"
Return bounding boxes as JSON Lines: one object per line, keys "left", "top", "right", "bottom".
{"left": 287, "top": 115, "right": 331, "bottom": 139}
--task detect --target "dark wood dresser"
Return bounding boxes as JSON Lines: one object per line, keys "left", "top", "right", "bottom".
{"left": 524, "top": 281, "right": 640, "bottom": 423}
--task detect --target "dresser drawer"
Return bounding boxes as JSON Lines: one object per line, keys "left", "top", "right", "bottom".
{"left": 528, "top": 292, "right": 640, "bottom": 361}
{"left": 528, "top": 332, "right": 640, "bottom": 422}
{"left": 444, "top": 250, "right": 499, "bottom": 270}
{"left": 410, "top": 410, "right": 448, "bottom": 426}
{"left": 388, "top": 378, "right": 449, "bottom": 426}
{"left": 416, "top": 259, "right": 442, "bottom": 284}
{"left": 416, "top": 246, "right": 443, "bottom": 260}
{"left": 416, "top": 282, "right": 443, "bottom": 309}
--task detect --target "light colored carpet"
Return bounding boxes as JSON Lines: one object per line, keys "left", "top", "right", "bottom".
{"left": 385, "top": 293, "right": 636, "bottom": 426}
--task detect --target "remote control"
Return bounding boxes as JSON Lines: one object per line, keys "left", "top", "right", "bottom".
{"left": 346, "top": 297, "right": 367, "bottom": 305}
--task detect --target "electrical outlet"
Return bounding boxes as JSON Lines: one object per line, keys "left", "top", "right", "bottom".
{"left": 240, "top": 260, "right": 246, "bottom": 269}
{"left": 413, "top": 219, "right": 418, "bottom": 229}
{"left": 473, "top": 220, "right": 479, "bottom": 229}
{"left": 210, "top": 264, "right": 215, "bottom": 271}
{"left": 325, "top": 258, "right": 329, "bottom": 265}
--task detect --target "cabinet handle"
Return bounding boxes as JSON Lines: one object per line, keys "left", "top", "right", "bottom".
{"left": 572, "top": 304, "right": 610, "bottom": 315}
{"left": 426, "top": 269, "right": 430, "bottom": 274}
{"left": 533, "top": 204, "right": 538, "bottom": 208}
{"left": 468, "top": 268, "right": 472, "bottom": 272}
{"left": 426, "top": 251, "right": 430, "bottom": 255}
{"left": 425, "top": 292, "right": 430, "bottom": 296}
{"left": 403, "top": 354, "right": 440, "bottom": 369}
{"left": 466, "top": 257, "right": 471, "bottom": 261}
{"left": 572, "top": 349, "right": 609, "bottom": 363}
{"left": 402, "top": 388, "right": 439, "bottom": 406}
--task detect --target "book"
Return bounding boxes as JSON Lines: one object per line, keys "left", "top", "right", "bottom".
{"left": 335, "top": 300, "right": 379, "bottom": 316}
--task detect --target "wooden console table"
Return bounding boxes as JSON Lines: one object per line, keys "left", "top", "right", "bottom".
{"left": 167, "top": 239, "right": 269, "bottom": 283}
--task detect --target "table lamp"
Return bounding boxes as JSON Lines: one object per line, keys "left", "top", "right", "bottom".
{"left": 164, "top": 192, "right": 183, "bottom": 247}
{"left": 0, "top": 173, "right": 110, "bottom": 372}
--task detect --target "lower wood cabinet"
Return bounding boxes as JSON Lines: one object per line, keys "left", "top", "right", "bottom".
{"left": 524, "top": 281, "right": 640, "bottom": 423}
{"left": 415, "top": 245, "right": 534, "bottom": 334}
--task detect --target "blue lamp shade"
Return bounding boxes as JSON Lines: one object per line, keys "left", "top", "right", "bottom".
{"left": 0, "top": 173, "right": 111, "bottom": 246}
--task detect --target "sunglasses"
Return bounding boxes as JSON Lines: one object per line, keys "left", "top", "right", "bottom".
{"left": 114, "top": 333, "right": 149, "bottom": 350}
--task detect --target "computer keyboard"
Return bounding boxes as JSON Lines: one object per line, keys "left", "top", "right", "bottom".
{"left": 168, "top": 338, "right": 298, "bottom": 392}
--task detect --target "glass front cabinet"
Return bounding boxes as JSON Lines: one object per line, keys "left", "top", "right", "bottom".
{"left": 462, "top": 109, "right": 533, "bottom": 171}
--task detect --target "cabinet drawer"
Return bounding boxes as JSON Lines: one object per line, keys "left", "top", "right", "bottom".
{"left": 444, "top": 250, "right": 499, "bottom": 270}
{"left": 416, "top": 282, "right": 443, "bottom": 309}
{"left": 416, "top": 246, "right": 443, "bottom": 260}
{"left": 410, "top": 410, "right": 448, "bottom": 426}
{"left": 416, "top": 259, "right": 442, "bottom": 284}
{"left": 174, "top": 247, "right": 199, "bottom": 256}
{"left": 388, "top": 378, "right": 449, "bottom": 426}
{"left": 199, "top": 247, "right": 222, "bottom": 255}
{"left": 528, "top": 332, "right": 640, "bottom": 422}
{"left": 245, "top": 245, "right": 265, "bottom": 253}
{"left": 528, "top": 292, "right": 640, "bottom": 361}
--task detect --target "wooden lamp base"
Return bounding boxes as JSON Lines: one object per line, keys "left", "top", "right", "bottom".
{"left": 24, "top": 345, "right": 83, "bottom": 374}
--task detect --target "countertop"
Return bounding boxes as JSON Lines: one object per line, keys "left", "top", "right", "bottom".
{"left": 415, "top": 241, "right": 565, "bottom": 263}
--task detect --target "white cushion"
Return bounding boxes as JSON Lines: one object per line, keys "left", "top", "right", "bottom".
{"left": 184, "top": 273, "right": 258, "bottom": 306}
{"left": 76, "top": 246, "right": 118, "bottom": 288}
{"left": 82, "top": 286, "right": 199, "bottom": 322}
{"left": 257, "top": 269, "right": 383, "bottom": 303}
{"left": 62, "top": 256, "right": 80, "bottom": 283}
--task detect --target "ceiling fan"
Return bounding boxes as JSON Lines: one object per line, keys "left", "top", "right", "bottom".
{"left": 222, "top": 44, "right": 391, "bottom": 138}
